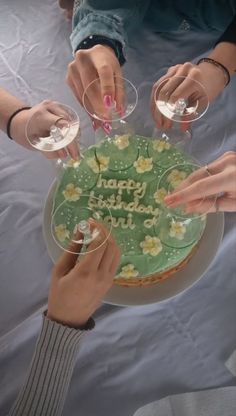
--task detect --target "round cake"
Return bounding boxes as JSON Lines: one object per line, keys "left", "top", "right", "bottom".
{"left": 52, "top": 135, "right": 206, "bottom": 286}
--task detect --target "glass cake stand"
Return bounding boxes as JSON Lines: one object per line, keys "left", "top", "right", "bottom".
{"left": 82, "top": 76, "right": 138, "bottom": 144}
{"left": 154, "top": 75, "right": 209, "bottom": 149}
{"left": 26, "top": 101, "right": 80, "bottom": 175}
{"left": 51, "top": 194, "right": 113, "bottom": 255}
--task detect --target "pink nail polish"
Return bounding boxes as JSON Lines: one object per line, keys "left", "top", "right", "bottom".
{"left": 104, "top": 95, "right": 112, "bottom": 108}
{"left": 102, "top": 122, "right": 112, "bottom": 134}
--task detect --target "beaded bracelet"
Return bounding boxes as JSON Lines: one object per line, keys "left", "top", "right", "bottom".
{"left": 7, "top": 106, "right": 31, "bottom": 140}
{"left": 76, "top": 35, "right": 126, "bottom": 66}
{"left": 197, "top": 57, "right": 230, "bottom": 86}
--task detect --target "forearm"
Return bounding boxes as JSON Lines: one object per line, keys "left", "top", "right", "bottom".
{"left": 8, "top": 315, "right": 84, "bottom": 416}
{"left": 0, "top": 88, "right": 26, "bottom": 133}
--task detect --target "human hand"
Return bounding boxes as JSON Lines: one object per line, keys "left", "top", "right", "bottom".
{"left": 164, "top": 152, "right": 236, "bottom": 213}
{"left": 151, "top": 61, "right": 226, "bottom": 130}
{"left": 67, "top": 45, "right": 123, "bottom": 130}
{"left": 47, "top": 221, "right": 121, "bottom": 328}
{"left": 10, "top": 100, "right": 79, "bottom": 160}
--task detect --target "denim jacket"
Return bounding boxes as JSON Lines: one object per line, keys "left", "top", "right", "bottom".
{"left": 70, "top": 0, "right": 236, "bottom": 55}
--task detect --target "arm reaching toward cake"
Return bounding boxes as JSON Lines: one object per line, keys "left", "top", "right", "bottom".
{"left": 9, "top": 222, "right": 120, "bottom": 416}
{"left": 164, "top": 152, "right": 236, "bottom": 213}
{"left": 0, "top": 90, "right": 78, "bottom": 159}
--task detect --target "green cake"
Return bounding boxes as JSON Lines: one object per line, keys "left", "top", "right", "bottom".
{"left": 52, "top": 135, "right": 206, "bottom": 286}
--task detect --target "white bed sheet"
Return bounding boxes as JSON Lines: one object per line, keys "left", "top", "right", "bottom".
{"left": 0, "top": 1, "right": 236, "bottom": 415}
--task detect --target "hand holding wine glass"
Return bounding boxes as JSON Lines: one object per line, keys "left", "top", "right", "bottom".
{"left": 48, "top": 221, "right": 121, "bottom": 328}
{"left": 150, "top": 61, "right": 226, "bottom": 130}
{"left": 164, "top": 152, "right": 236, "bottom": 213}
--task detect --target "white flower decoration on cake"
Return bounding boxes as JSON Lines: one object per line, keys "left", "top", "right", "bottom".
{"left": 169, "top": 221, "right": 187, "bottom": 240}
{"left": 134, "top": 156, "right": 153, "bottom": 173}
{"left": 113, "top": 134, "right": 130, "bottom": 150}
{"left": 153, "top": 139, "right": 171, "bottom": 153}
{"left": 167, "top": 169, "right": 187, "bottom": 189}
{"left": 140, "top": 236, "right": 162, "bottom": 256}
{"left": 62, "top": 183, "right": 82, "bottom": 201}
{"left": 119, "top": 264, "right": 139, "bottom": 278}
{"left": 54, "top": 224, "right": 70, "bottom": 242}
{"left": 154, "top": 187, "right": 168, "bottom": 204}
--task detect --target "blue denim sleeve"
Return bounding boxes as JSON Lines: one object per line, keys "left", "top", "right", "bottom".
{"left": 70, "top": 0, "right": 150, "bottom": 56}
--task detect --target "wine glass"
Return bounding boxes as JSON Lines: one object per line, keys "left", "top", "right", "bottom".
{"left": 26, "top": 102, "right": 80, "bottom": 173}
{"left": 82, "top": 76, "right": 138, "bottom": 144}
{"left": 154, "top": 75, "right": 209, "bottom": 149}
{"left": 51, "top": 194, "right": 113, "bottom": 255}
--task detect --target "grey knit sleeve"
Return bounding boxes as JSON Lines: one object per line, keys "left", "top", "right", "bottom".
{"left": 8, "top": 314, "right": 85, "bottom": 416}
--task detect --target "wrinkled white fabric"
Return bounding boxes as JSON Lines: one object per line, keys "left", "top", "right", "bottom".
{"left": 0, "top": 1, "right": 236, "bottom": 416}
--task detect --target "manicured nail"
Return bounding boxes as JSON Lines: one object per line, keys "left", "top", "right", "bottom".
{"left": 102, "top": 122, "right": 112, "bottom": 134}
{"left": 104, "top": 95, "right": 113, "bottom": 108}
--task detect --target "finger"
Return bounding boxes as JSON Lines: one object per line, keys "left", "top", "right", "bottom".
{"left": 98, "top": 234, "right": 117, "bottom": 273}
{"left": 114, "top": 72, "right": 125, "bottom": 115}
{"left": 53, "top": 232, "right": 83, "bottom": 277}
{"left": 186, "top": 196, "right": 236, "bottom": 213}
{"left": 184, "top": 197, "right": 216, "bottom": 214}
{"left": 165, "top": 173, "right": 228, "bottom": 207}
{"left": 46, "top": 101, "right": 70, "bottom": 119}
{"left": 78, "top": 221, "right": 110, "bottom": 270}
{"left": 66, "top": 140, "right": 80, "bottom": 160}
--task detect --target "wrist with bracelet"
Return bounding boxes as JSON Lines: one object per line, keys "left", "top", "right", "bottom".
{"left": 76, "top": 35, "right": 126, "bottom": 66}
{"left": 6, "top": 106, "right": 31, "bottom": 140}
{"left": 197, "top": 57, "right": 230, "bottom": 86}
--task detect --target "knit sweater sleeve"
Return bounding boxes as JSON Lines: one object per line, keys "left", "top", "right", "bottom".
{"left": 8, "top": 314, "right": 85, "bottom": 416}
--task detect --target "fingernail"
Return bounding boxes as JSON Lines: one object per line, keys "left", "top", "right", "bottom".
{"left": 104, "top": 95, "right": 113, "bottom": 108}
{"left": 102, "top": 122, "right": 112, "bottom": 134}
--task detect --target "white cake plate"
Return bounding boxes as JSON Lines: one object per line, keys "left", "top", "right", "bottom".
{"left": 43, "top": 180, "right": 224, "bottom": 307}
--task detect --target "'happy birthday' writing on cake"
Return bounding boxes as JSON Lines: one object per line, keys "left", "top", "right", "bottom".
{"left": 88, "top": 176, "right": 160, "bottom": 229}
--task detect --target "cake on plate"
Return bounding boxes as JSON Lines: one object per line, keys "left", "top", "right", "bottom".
{"left": 52, "top": 135, "right": 206, "bottom": 286}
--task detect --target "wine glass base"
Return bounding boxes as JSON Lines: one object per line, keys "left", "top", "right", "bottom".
{"left": 153, "top": 126, "right": 191, "bottom": 152}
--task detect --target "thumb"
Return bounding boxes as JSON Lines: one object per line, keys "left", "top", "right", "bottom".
{"left": 53, "top": 230, "right": 83, "bottom": 277}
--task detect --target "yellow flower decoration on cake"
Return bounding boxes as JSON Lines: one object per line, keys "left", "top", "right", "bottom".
{"left": 86, "top": 157, "right": 100, "bottom": 173}
{"left": 114, "top": 134, "right": 130, "bottom": 150}
{"left": 140, "top": 236, "right": 162, "bottom": 256}
{"left": 167, "top": 169, "right": 187, "bottom": 189}
{"left": 119, "top": 264, "right": 139, "bottom": 278}
{"left": 169, "top": 221, "right": 187, "bottom": 240}
{"left": 153, "top": 139, "right": 171, "bottom": 153}
{"left": 154, "top": 188, "right": 168, "bottom": 204}
{"left": 54, "top": 224, "right": 70, "bottom": 242}
{"left": 62, "top": 183, "right": 82, "bottom": 201}
{"left": 67, "top": 159, "right": 80, "bottom": 168}
{"left": 134, "top": 156, "right": 153, "bottom": 173}
{"left": 97, "top": 155, "right": 110, "bottom": 171}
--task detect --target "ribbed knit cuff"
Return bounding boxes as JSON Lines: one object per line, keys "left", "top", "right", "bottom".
{"left": 9, "top": 315, "right": 84, "bottom": 416}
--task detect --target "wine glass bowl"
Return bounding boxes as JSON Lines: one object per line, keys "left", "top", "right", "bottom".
{"left": 26, "top": 102, "right": 80, "bottom": 163}
{"left": 51, "top": 194, "right": 113, "bottom": 255}
{"left": 154, "top": 75, "right": 209, "bottom": 123}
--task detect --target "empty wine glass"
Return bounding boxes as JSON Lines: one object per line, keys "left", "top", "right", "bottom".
{"left": 154, "top": 75, "right": 209, "bottom": 149}
{"left": 82, "top": 76, "right": 138, "bottom": 144}
{"left": 26, "top": 102, "right": 80, "bottom": 173}
{"left": 51, "top": 194, "right": 113, "bottom": 255}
